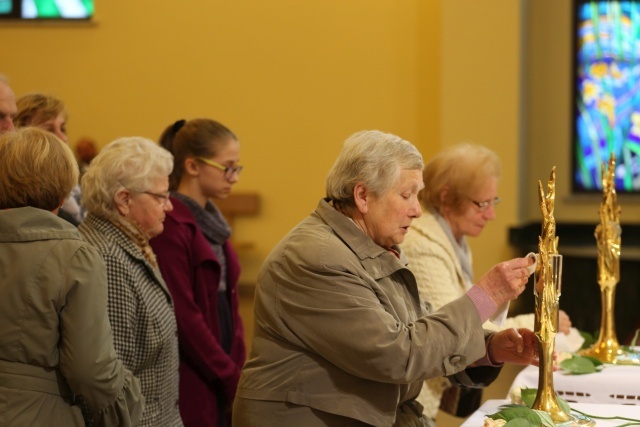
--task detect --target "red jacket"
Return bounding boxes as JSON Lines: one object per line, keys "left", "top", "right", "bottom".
{"left": 151, "top": 197, "right": 246, "bottom": 427}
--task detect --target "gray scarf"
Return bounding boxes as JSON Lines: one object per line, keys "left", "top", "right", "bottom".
{"left": 432, "top": 209, "right": 474, "bottom": 290}
{"left": 172, "top": 193, "right": 231, "bottom": 291}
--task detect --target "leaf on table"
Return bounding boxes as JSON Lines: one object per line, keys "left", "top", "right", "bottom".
{"left": 559, "top": 354, "right": 601, "bottom": 374}
{"left": 488, "top": 406, "right": 541, "bottom": 423}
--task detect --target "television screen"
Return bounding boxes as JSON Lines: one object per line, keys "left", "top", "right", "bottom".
{"left": 573, "top": 0, "right": 640, "bottom": 193}
{"left": 0, "top": 0, "right": 93, "bottom": 19}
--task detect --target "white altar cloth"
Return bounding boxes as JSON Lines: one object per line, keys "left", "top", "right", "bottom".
{"left": 461, "top": 399, "right": 640, "bottom": 427}
{"left": 510, "top": 364, "right": 640, "bottom": 405}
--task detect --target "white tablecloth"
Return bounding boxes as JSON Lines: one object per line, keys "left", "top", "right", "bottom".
{"left": 461, "top": 399, "right": 640, "bottom": 427}
{"left": 510, "top": 364, "right": 640, "bottom": 405}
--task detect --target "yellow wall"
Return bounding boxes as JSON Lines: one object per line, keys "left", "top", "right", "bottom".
{"left": 5, "top": 1, "right": 620, "bottom": 286}
{"left": 441, "top": 0, "right": 523, "bottom": 276}
{"left": 1, "top": 1, "right": 441, "bottom": 284}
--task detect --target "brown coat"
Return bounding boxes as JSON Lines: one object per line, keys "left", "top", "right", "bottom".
{"left": 234, "top": 199, "right": 499, "bottom": 427}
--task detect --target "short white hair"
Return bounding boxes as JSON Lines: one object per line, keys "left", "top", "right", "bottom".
{"left": 326, "top": 130, "right": 423, "bottom": 208}
{"left": 82, "top": 137, "right": 173, "bottom": 220}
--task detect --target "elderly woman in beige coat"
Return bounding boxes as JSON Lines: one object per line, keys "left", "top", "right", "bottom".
{"left": 0, "top": 127, "right": 143, "bottom": 426}
{"left": 233, "top": 130, "right": 539, "bottom": 427}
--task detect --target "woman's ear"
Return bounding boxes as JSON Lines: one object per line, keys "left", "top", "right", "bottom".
{"left": 114, "top": 188, "right": 131, "bottom": 217}
{"left": 438, "top": 186, "right": 449, "bottom": 206}
{"left": 353, "top": 183, "right": 369, "bottom": 214}
{"left": 184, "top": 158, "right": 200, "bottom": 176}
{"left": 51, "top": 200, "right": 65, "bottom": 215}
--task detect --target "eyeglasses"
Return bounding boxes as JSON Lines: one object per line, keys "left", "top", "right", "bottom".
{"left": 142, "top": 190, "right": 171, "bottom": 206}
{"left": 469, "top": 197, "right": 501, "bottom": 211}
{"left": 194, "top": 157, "right": 243, "bottom": 180}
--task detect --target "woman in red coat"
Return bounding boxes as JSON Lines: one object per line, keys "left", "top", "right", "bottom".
{"left": 151, "top": 119, "right": 246, "bottom": 427}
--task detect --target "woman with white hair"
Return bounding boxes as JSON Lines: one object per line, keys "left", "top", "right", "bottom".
{"left": 79, "top": 137, "right": 183, "bottom": 427}
{"left": 0, "top": 128, "right": 143, "bottom": 426}
{"left": 233, "top": 130, "right": 539, "bottom": 427}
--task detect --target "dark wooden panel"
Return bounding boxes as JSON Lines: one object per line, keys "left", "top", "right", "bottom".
{"left": 509, "top": 222, "right": 640, "bottom": 345}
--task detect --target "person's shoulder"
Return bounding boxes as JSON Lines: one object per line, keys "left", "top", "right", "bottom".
{"left": 403, "top": 216, "right": 436, "bottom": 248}
{"left": 273, "top": 217, "right": 360, "bottom": 270}
{"left": 404, "top": 213, "right": 449, "bottom": 248}
{"left": 162, "top": 197, "right": 199, "bottom": 234}
{"left": 79, "top": 220, "right": 127, "bottom": 261}
{"left": 167, "top": 196, "right": 194, "bottom": 221}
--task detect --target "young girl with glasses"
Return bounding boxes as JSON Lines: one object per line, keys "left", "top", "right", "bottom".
{"left": 152, "top": 119, "right": 246, "bottom": 427}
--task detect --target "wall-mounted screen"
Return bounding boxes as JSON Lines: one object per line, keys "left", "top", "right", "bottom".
{"left": 573, "top": 0, "right": 640, "bottom": 193}
{"left": 0, "top": 0, "right": 93, "bottom": 19}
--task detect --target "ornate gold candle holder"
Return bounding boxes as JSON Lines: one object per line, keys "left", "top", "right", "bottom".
{"left": 579, "top": 154, "right": 640, "bottom": 365}
{"left": 532, "top": 168, "right": 594, "bottom": 426}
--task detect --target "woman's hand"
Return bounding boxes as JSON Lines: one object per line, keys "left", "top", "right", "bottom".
{"left": 475, "top": 257, "right": 534, "bottom": 307}
{"left": 558, "top": 310, "right": 572, "bottom": 335}
{"left": 487, "top": 328, "right": 539, "bottom": 366}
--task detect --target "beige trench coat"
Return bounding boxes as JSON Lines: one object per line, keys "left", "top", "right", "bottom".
{"left": 0, "top": 207, "right": 143, "bottom": 426}
{"left": 234, "top": 199, "right": 500, "bottom": 427}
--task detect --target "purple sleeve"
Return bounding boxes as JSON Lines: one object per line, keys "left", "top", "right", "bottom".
{"left": 466, "top": 285, "right": 498, "bottom": 324}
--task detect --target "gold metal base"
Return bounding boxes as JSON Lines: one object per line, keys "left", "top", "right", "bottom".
{"left": 579, "top": 343, "right": 640, "bottom": 365}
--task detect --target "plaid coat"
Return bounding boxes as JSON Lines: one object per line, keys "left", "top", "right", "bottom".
{"left": 80, "top": 214, "right": 183, "bottom": 427}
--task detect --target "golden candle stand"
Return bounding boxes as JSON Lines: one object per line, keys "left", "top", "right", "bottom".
{"left": 531, "top": 168, "right": 594, "bottom": 426}
{"left": 578, "top": 154, "right": 640, "bottom": 365}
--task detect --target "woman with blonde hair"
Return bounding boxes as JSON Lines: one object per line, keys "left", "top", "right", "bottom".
{"left": 79, "top": 137, "right": 183, "bottom": 427}
{"left": 15, "top": 93, "right": 67, "bottom": 141}
{"left": 0, "top": 127, "right": 143, "bottom": 426}
{"left": 15, "top": 92, "right": 84, "bottom": 225}
{"left": 402, "top": 143, "right": 572, "bottom": 420}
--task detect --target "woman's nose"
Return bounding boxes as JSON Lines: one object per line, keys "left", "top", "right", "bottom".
{"left": 484, "top": 204, "right": 497, "bottom": 220}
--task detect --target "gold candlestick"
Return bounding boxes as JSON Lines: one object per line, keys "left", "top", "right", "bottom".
{"left": 579, "top": 154, "right": 640, "bottom": 365}
{"left": 532, "top": 168, "right": 594, "bottom": 426}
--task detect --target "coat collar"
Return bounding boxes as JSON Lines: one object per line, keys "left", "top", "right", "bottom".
{"left": 0, "top": 207, "right": 81, "bottom": 242}
{"left": 315, "top": 198, "right": 408, "bottom": 281}
{"left": 83, "top": 214, "right": 173, "bottom": 301}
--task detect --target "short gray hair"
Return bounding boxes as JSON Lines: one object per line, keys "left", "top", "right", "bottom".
{"left": 326, "top": 130, "right": 423, "bottom": 208}
{"left": 81, "top": 136, "right": 173, "bottom": 220}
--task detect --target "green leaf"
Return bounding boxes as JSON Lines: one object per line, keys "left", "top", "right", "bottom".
{"left": 521, "top": 388, "right": 538, "bottom": 407}
{"left": 489, "top": 407, "right": 542, "bottom": 423}
{"left": 579, "top": 330, "right": 595, "bottom": 350}
{"left": 510, "top": 388, "right": 571, "bottom": 416}
{"left": 630, "top": 328, "right": 640, "bottom": 348}
{"left": 504, "top": 420, "right": 537, "bottom": 427}
{"left": 581, "top": 355, "right": 603, "bottom": 368}
{"left": 532, "top": 410, "right": 555, "bottom": 427}
{"left": 556, "top": 396, "right": 571, "bottom": 414}
{"left": 560, "top": 355, "right": 597, "bottom": 374}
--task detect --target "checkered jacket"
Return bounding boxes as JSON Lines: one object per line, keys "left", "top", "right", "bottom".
{"left": 79, "top": 214, "right": 183, "bottom": 427}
